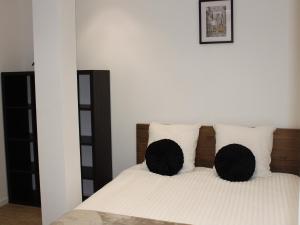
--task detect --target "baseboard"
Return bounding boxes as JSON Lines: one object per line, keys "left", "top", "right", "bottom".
{"left": 0, "top": 197, "right": 8, "bottom": 207}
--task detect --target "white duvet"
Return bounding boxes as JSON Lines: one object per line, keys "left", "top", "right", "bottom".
{"left": 77, "top": 165, "right": 299, "bottom": 225}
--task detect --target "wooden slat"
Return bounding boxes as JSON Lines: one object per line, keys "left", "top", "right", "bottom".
{"left": 136, "top": 124, "right": 300, "bottom": 176}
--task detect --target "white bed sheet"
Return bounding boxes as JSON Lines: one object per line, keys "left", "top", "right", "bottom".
{"left": 77, "top": 165, "right": 299, "bottom": 225}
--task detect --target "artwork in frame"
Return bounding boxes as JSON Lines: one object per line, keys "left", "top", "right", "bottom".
{"left": 199, "top": 0, "right": 233, "bottom": 44}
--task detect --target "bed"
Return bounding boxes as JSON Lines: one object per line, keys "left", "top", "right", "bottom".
{"left": 53, "top": 125, "right": 300, "bottom": 225}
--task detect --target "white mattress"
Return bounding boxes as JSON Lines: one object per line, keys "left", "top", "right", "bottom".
{"left": 77, "top": 165, "right": 299, "bottom": 225}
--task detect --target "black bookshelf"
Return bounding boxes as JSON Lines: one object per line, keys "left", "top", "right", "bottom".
{"left": 1, "top": 72, "right": 41, "bottom": 207}
{"left": 77, "top": 70, "right": 112, "bottom": 200}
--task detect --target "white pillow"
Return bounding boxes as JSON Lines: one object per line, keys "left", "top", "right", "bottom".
{"left": 214, "top": 124, "right": 275, "bottom": 178}
{"left": 147, "top": 122, "right": 200, "bottom": 173}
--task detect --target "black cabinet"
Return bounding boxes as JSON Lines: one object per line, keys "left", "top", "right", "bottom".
{"left": 77, "top": 70, "right": 112, "bottom": 200}
{"left": 1, "top": 72, "right": 40, "bottom": 207}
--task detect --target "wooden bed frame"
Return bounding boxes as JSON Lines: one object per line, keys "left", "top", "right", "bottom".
{"left": 136, "top": 124, "right": 300, "bottom": 176}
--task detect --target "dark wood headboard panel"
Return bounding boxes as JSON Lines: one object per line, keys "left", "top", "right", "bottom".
{"left": 137, "top": 124, "right": 300, "bottom": 176}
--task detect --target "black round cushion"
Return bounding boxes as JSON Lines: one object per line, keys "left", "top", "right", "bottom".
{"left": 145, "top": 139, "right": 184, "bottom": 176}
{"left": 214, "top": 144, "right": 256, "bottom": 182}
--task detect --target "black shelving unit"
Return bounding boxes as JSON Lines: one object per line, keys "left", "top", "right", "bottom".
{"left": 1, "top": 72, "right": 40, "bottom": 207}
{"left": 77, "top": 70, "right": 112, "bottom": 200}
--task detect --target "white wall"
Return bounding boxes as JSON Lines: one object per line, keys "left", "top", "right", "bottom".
{"left": 32, "top": 0, "right": 81, "bottom": 224}
{"left": 0, "top": 0, "right": 34, "bottom": 206}
{"left": 76, "top": 0, "right": 300, "bottom": 176}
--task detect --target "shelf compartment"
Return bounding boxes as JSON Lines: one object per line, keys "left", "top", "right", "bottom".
{"left": 78, "top": 74, "right": 91, "bottom": 105}
{"left": 9, "top": 172, "right": 35, "bottom": 205}
{"left": 80, "top": 136, "right": 93, "bottom": 145}
{"left": 5, "top": 108, "right": 33, "bottom": 139}
{"left": 81, "top": 145, "right": 93, "bottom": 167}
{"left": 80, "top": 110, "right": 92, "bottom": 136}
{"left": 6, "top": 141, "right": 35, "bottom": 171}
{"left": 2, "top": 75, "right": 32, "bottom": 107}
{"left": 82, "top": 179, "right": 94, "bottom": 197}
{"left": 81, "top": 166, "right": 93, "bottom": 180}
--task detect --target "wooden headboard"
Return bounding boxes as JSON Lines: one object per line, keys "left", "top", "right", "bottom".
{"left": 136, "top": 124, "right": 300, "bottom": 176}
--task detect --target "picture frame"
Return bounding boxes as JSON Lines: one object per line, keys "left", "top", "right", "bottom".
{"left": 199, "top": 0, "right": 234, "bottom": 44}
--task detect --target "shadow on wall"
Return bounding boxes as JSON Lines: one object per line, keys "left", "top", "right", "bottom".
{"left": 292, "top": 0, "right": 300, "bottom": 127}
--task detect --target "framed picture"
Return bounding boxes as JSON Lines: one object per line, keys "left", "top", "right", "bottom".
{"left": 199, "top": 0, "right": 233, "bottom": 44}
